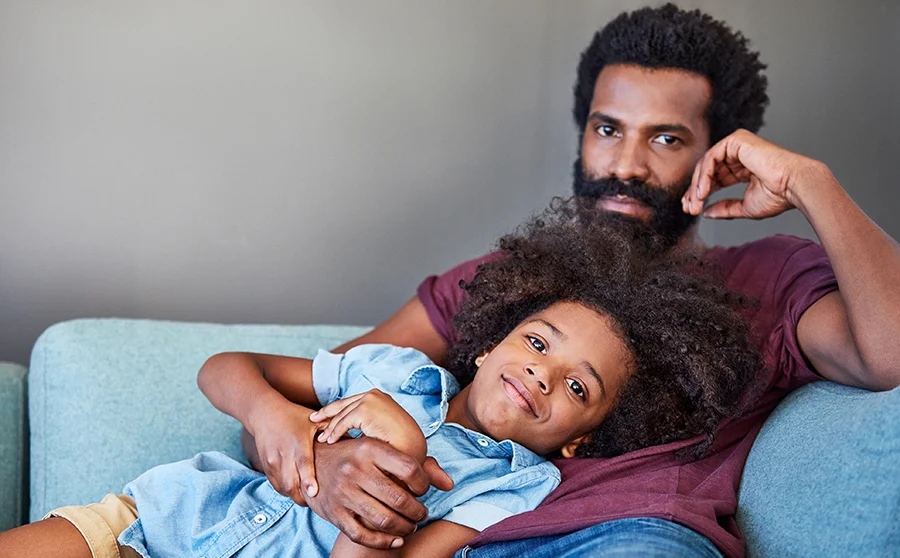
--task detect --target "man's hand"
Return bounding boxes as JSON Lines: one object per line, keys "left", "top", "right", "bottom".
{"left": 683, "top": 129, "right": 832, "bottom": 219}
{"left": 306, "top": 437, "right": 454, "bottom": 549}
{"left": 310, "top": 389, "right": 427, "bottom": 464}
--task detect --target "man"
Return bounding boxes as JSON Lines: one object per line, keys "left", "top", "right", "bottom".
{"left": 244, "top": 5, "right": 900, "bottom": 557}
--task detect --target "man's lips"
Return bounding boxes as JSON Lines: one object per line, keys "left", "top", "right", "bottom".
{"left": 502, "top": 376, "right": 538, "bottom": 417}
{"left": 598, "top": 194, "right": 649, "bottom": 214}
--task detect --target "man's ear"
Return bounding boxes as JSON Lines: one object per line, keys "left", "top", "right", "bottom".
{"left": 474, "top": 351, "right": 490, "bottom": 367}
{"left": 560, "top": 434, "right": 591, "bottom": 458}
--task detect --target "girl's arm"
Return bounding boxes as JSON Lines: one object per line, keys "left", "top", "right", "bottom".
{"left": 197, "top": 352, "right": 322, "bottom": 503}
{"left": 331, "top": 519, "right": 478, "bottom": 558}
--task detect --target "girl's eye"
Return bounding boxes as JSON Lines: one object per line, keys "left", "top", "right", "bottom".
{"left": 527, "top": 335, "right": 547, "bottom": 354}
{"left": 567, "top": 378, "right": 586, "bottom": 400}
{"left": 596, "top": 125, "right": 616, "bottom": 137}
{"left": 653, "top": 134, "right": 680, "bottom": 146}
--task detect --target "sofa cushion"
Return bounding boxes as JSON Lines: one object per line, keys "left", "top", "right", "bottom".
{"left": 737, "top": 381, "right": 900, "bottom": 556}
{"left": 0, "top": 362, "right": 27, "bottom": 530}
{"left": 28, "top": 318, "right": 369, "bottom": 521}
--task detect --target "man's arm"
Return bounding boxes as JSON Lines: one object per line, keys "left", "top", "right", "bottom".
{"left": 687, "top": 130, "right": 900, "bottom": 390}
{"left": 330, "top": 519, "right": 478, "bottom": 558}
{"left": 333, "top": 296, "right": 450, "bottom": 366}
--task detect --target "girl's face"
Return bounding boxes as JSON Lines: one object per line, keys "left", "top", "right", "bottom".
{"left": 453, "top": 301, "right": 634, "bottom": 456}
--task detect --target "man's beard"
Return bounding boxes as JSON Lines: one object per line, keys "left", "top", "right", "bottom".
{"left": 571, "top": 158, "right": 698, "bottom": 249}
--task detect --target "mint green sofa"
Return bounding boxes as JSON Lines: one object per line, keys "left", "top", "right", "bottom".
{"left": 1, "top": 318, "right": 898, "bottom": 556}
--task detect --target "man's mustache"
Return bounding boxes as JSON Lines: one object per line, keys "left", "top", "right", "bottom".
{"left": 573, "top": 169, "right": 689, "bottom": 210}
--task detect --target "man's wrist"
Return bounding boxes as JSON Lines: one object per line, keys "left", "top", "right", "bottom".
{"left": 786, "top": 159, "right": 841, "bottom": 216}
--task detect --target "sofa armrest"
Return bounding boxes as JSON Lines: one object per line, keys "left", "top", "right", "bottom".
{"left": 737, "top": 381, "right": 900, "bottom": 556}
{"left": 0, "top": 362, "right": 27, "bottom": 531}
{"left": 28, "top": 318, "right": 370, "bottom": 521}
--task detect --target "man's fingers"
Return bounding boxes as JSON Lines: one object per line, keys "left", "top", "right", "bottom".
{"left": 359, "top": 464, "right": 428, "bottom": 524}
{"left": 348, "top": 486, "right": 420, "bottom": 536}
{"left": 333, "top": 509, "right": 406, "bottom": 550}
{"left": 423, "top": 457, "right": 454, "bottom": 492}
{"left": 703, "top": 198, "right": 747, "bottom": 219}
{"left": 371, "top": 450, "right": 431, "bottom": 497}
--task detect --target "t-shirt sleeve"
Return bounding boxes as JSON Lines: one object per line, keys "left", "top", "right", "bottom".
{"left": 416, "top": 253, "right": 502, "bottom": 345}
{"left": 772, "top": 239, "right": 838, "bottom": 387}
{"left": 311, "top": 344, "right": 435, "bottom": 406}
{"left": 440, "top": 462, "right": 560, "bottom": 532}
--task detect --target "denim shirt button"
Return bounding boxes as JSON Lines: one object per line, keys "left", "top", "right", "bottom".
{"left": 477, "top": 438, "right": 490, "bottom": 447}
{"left": 253, "top": 513, "right": 268, "bottom": 524}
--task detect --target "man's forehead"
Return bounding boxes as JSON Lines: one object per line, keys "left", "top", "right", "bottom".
{"left": 589, "top": 64, "right": 712, "bottom": 132}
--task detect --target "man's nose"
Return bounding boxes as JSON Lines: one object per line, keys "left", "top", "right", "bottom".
{"left": 609, "top": 137, "right": 651, "bottom": 183}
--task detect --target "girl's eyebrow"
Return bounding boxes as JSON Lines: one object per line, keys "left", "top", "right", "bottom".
{"left": 580, "top": 361, "right": 605, "bottom": 395}
{"left": 528, "top": 318, "right": 567, "bottom": 341}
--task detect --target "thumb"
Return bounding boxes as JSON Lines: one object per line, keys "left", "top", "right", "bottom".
{"left": 423, "top": 457, "right": 453, "bottom": 492}
{"left": 297, "top": 436, "right": 319, "bottom": 499}
{"left": 703, "top": 198, "right": 747, "bottom": 220}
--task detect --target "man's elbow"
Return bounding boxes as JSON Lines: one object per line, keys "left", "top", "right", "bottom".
{"left": 861, "top": 361, "right": 900, "bottom": 391}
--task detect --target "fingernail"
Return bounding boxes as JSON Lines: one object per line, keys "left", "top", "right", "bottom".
{"left": 305, "top": 483, "right": 317, "bottom": 497}
{"left": 391, "top": 539, "right": 403, "bottom": 549}
{"left": 309, "top": 411, "right": 319, "bottom": 419}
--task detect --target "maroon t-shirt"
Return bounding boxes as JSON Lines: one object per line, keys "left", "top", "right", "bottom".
{"left": 416, "top": 235, "right": 838, "bottom": 558}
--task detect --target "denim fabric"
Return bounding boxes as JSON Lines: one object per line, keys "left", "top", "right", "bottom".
{"left": 455, "top": 517, "right": 723, "bottom": 558}
{"left": 118, "top": 345, "right": 559, "bottom": 557}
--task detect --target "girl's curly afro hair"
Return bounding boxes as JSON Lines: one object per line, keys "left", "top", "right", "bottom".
{"left": 573, "top": 3, "right": 769, "bottom": 145}
{"left": 448, "top": 199, "right": 763, "bottom": 460}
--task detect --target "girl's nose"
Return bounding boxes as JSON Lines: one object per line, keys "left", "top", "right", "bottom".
{"left": 525, "top": 367, "right": 548, "bottom": 392}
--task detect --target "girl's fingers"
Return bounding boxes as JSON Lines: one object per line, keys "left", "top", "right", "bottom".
{"left": 320, "top": 400, "right": 365, "bottom": 443}
{"left": 310, "top": 393, "right": 365, "bottom": 422}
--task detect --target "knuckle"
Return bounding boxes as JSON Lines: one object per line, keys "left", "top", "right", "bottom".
{"left": 372, "top": 513, "right": 393, "bottom": 531}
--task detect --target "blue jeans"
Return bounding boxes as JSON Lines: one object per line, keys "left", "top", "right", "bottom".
{"left": 455, "top": 517, "right": 724, "bottom": 558}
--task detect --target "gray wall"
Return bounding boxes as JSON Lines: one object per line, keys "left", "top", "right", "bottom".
{"left": 1, "top": 1, "right": 898, "bottom": 365}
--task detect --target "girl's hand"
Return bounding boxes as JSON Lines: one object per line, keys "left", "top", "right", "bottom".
{"left": 247, "top": 399, "right": 320, "bottom": 506}
{"left": 310, "top": 389, "right": 427, "bottom": 464}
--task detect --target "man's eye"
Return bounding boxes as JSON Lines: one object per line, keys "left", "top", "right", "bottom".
{"left": 567, "top": 378, "right": 586, "bottom": 400}
{"left": 596, "top": 125, "right": 616, "bottom": 137}
{"left": 527, "top": 336, "right": 547, "bottom": 354}
{"left": 653, "top": 134, "right": 680, "bottom": 146}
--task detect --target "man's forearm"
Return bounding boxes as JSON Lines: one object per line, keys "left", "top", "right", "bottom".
{"left": 792, "top": 165, "right": 900, "bottom": 385}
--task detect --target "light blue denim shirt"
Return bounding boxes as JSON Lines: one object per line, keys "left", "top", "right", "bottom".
{"left": 118, "top": 345, "right": 560, "bottom": 558}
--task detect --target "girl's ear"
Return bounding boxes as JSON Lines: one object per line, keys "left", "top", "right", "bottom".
{"left": 560, "top": 434, "right": 591, "bottom": 458}
{"left": 474, "top": 351, "right": 490, "bottom": 367}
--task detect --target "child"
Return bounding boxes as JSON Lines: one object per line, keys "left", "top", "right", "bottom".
{"left": 0, "top": 207, "right": 762, "bottom": 558}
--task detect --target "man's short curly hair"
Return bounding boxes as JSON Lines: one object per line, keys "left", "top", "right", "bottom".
{"left": 573, "top": 3, "right": 769, "bottom": 145}
{"left": 447, "top": 200, "right": 763, "bottom": 460}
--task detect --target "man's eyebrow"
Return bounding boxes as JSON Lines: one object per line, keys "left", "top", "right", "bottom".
{"left": 588, "top": 111, "right": 694, "bottom": 139}
{"left": 649, "top": 123, "right": 694, "bottom": 138}
{"left": 587, "top": 111, "right": 622, "bottom": 127}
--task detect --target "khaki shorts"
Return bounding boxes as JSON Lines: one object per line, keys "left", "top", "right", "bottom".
{"left": 45, "top": 493, "right": 142, "bottom": 558}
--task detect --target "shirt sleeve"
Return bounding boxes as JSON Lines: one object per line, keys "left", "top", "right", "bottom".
{"left": 311, "top": 344, "right": 436, "bottom": 406}
{"left": 440, "top": 462, "right": 560, "bottom": 532}
{"left": 416, "top": 253, "right": 502, "bottom": 344}
{"left": 772, "top": 239, "right": 839, "bottom": 387}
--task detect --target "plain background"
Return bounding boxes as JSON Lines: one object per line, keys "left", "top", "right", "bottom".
{"left": 1, "top": 1, "right": 898, "bottom": 365}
